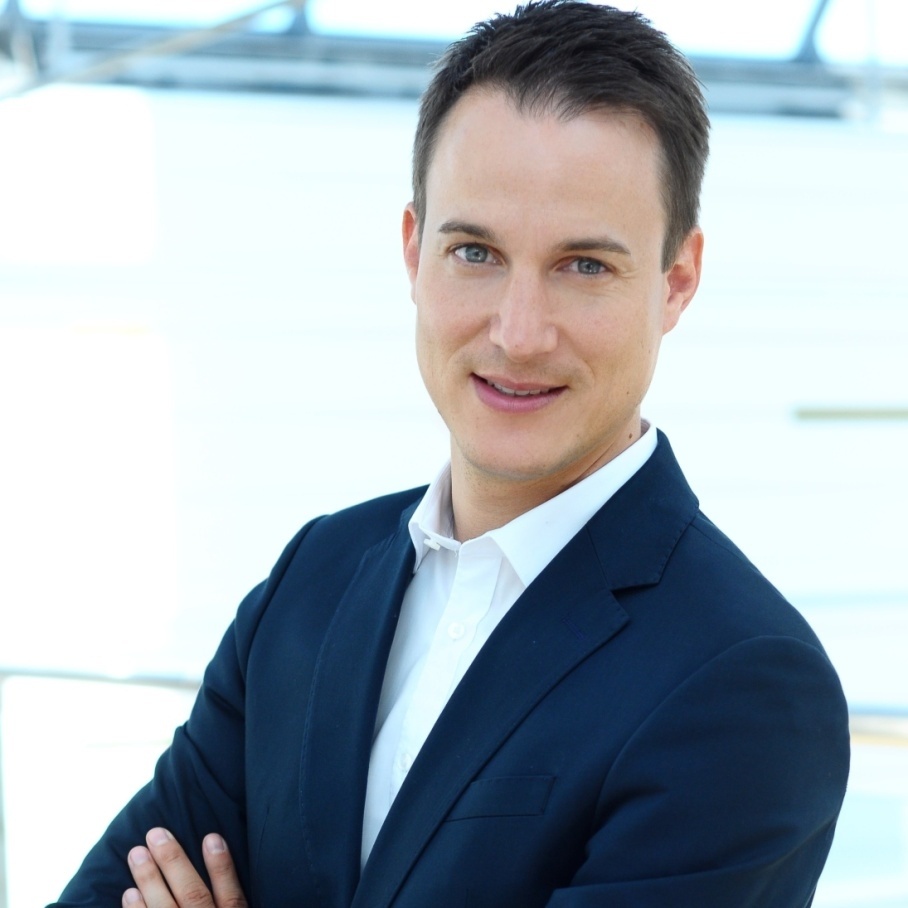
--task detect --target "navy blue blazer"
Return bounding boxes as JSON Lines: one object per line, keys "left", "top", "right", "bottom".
{"left": 54, "top": 433, "right": 849, "bottom": 907}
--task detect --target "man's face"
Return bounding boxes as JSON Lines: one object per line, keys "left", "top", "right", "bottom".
{"left": 404, "top": 89, "right": 702, "bottom": 500}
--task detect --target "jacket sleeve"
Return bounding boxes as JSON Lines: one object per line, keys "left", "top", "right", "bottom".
{"left": 545, "top": 635, "right": 850, "bottom": 908}
{"left": 48, "top": 520, "right": 318, "bottom": 908}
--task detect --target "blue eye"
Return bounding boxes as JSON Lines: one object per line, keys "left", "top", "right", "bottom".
{"left": 455, "top": 245, "right": 490, "bottom": 264}
{"left": 574, "top": 257, "right": 606, "bottom": 275}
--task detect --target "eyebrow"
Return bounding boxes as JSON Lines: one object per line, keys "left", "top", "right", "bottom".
{"left": 559, "top": 236, "right": 632, "bottom": 257}
{"left": 438, "top": 220, "right": 497, "bottom": 242}
{"left": 437, "top": 220, "right": 631, "bottom": 257}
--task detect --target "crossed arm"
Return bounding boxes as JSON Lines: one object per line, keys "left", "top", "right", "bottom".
{"left": 124, "top": 830, "right": 244, "bottom": 908}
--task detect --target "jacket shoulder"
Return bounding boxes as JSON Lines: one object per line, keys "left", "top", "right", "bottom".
{"left": 301, "top": 485, "right": 426, "bottom": 552}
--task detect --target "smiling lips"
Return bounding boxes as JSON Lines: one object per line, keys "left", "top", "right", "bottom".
{"left": 488, "top": 380, "right": 549, "bottom": 397}
{"left": 472, "top": 374, "right": 565, "bottom": 412}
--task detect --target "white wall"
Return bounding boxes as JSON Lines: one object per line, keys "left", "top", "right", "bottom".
{"left": 1, "top": 86, "right": 905, "bottom": 681}
{"left": 1, "top": 85, "right": 906, "bottom": 906}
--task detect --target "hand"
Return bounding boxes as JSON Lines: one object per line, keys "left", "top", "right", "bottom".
{"left": 123, "top": 828, "right": 248, "bottom": 908}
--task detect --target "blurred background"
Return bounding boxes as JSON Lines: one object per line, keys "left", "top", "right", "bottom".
{"left": 0, "top": 1, "right": 906, "bottom": 904}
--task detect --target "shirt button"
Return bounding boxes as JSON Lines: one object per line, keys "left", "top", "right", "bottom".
{"left": 447, "top": 621, "right": 465, "bottom": 641}
{"left": 399, "top": 752, "right": 413, "bottom": 773}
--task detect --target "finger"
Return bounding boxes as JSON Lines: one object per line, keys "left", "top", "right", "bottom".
{"left": 202, "top": 834, "right": 248, "bottom": 908}
{"left": 127, "top": 845, "right": 177, "bottom": 908}
{"left": 144, "top": 828, "right": 214, "bottom": 908}
{"left": 123, "top": 887, "right": 147, "bottom": 908}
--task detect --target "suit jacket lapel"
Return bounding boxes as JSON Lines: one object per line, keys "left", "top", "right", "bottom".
{"left": 299, "top": 512, "right": 416, "bottom": 908}
{"left": 354, "top": 433, "right": 700, "bottom": 908}
{"left": 588, "top": 430, "right": 700, "bottom": 591}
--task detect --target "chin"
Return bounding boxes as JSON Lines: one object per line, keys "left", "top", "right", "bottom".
{"left": 462, "top": 449, "right": 562, "bottom": 484}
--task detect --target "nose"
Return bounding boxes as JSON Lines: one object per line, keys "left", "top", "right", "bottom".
{"left": 488, "top": 274, "right": 557, "bottom": 362}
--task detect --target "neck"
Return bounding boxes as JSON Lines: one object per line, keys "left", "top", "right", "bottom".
{"left": 449, "top": 458, "right": 597, "bottom": 542}
{"left": 450, "top": 472, "right": 551, "bottom": 542}
{"left": 448, "top": 423, "right": 648, "bottom": 542}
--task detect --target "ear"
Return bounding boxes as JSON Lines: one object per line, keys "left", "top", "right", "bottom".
{"left": 662, "top": 227, "right": 703, "bottom": 335}
{"left": 402, "top": 202, "right": 421, "bottom": 301}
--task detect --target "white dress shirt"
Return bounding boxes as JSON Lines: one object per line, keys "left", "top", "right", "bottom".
{"left": 360, "top": 424, "right": 658, "bottom": 865}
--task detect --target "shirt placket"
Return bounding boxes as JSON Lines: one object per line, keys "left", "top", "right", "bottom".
{"left": 391, "top": 540, "right": 502, "bottom": 796}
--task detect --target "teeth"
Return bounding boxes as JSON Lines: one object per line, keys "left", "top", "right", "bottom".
{"left": 490, "top": 381, "right": 548, "bottom": 397}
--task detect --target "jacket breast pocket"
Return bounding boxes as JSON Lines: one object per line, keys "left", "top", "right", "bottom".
{"left": 446, "top": 774, "right": 555, "bottom": 821}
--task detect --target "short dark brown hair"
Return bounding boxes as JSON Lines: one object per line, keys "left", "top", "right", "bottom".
{"left": 412, "top": 0, "right": 709, "bottom": 270}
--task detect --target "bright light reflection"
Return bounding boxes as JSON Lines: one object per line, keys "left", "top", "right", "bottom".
{"left": 20, "top": 0, "right": 291, "bottom": 29}
{"left": 0, "top": 325, "right": 181, "bottom": 678}
{"left": 817, "top": 0, "right": 908, "bottom": 65}
{"left": 306, "top": 0, "right": 509, "bottom": 40}
{"left": 14, "top": 0, "right": 908, "bottom": 65}
{"left": 629, "top": 0, "right": 818, "bottom": 58}
{"left": 0, "top": 86, "right": 157, "bottom": 266}
{"left": 306, "top": 0, "right": 818, "bottom": 58}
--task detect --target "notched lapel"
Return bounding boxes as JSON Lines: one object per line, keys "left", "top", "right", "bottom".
{"left": 356, "top": 529, "right": 628, "bottom": 908}
{"left": 299, "top": 516, "right": 415, "bottom": 908}
{"left": 588, "top": 431, "right": 700, "bottom": 592}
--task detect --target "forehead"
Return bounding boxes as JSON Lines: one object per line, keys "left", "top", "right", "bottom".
{"left": 423, "top": 89, "right": 666, "bottom": 241}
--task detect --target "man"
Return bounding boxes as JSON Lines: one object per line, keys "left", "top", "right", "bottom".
{"left": 53, "top": 3, "right": 850, "bottom": 906}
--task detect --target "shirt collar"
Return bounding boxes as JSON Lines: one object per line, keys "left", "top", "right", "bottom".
{"left": 408, "top": 463, "right": 459, "bottom": 567}
{"left": 408, "top": 423, "right": 658, "bottom": 585}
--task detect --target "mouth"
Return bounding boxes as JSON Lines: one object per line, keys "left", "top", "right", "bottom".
{"left": 472, "top": 374, "right": 565, "bottom": 411}
{"left": 485, "top": 380, "right": 552, "bottom": 397}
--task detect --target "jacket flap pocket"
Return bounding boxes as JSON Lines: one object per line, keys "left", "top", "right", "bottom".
{"left": 447, "top": 775, "right": 555, "bottom": 821}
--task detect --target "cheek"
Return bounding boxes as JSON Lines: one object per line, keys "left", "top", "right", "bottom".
{"left": 576, "top": 309, "right": 660, "bottom": 388}
{"left": 414, "top": 301, "right": 463, "bottom": 394}
{"left": 415, "top": 281, "right": 485, "bottom": 358}
{"left": 415, "top": 302, "right": 449, "bottom": 364}
{"left": 414, "top": 312, "right": 438, "bottom": 381}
